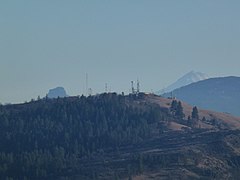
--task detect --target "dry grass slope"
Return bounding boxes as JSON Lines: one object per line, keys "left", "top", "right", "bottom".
{"left": 144, "top": 94, "right": 240, "bottom": 130}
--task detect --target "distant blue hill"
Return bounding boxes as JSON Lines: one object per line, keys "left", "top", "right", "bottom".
{"left": 162, "top": 76, "right": 240, "bottom": 117}
{"left": 47, "top": 87, "right": 68, "bottom": 98}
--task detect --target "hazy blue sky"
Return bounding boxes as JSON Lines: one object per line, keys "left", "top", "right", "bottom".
{"left": 1, "top": 0, "right": 240, "bottom": 103}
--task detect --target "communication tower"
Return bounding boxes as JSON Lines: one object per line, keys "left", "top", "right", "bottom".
{"left": 137, "top": 79, "right": 140, "bottom": 94}
{"left": 86, "top": 73, "right": 88, "bottom": 96}
{"left": 88, "top": 88, "right": 92, "bottom": 96}
{"left": 105, "top": 83, "right": 108, "bottom": 93}
{"left": 131, "top": 81, "right": 135, "bottom": 94}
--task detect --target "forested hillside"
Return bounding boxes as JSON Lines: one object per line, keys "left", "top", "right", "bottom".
{"left": 0, "top": 93, "right": 170, "bottom": 179}
{"left": 1, "top": 93, "right": 240, "bottom": 180}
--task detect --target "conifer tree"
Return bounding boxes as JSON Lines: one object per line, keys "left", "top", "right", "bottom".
{"left": 192, "top": 106, "right": 199, "bottom": 120}
{"left": 176, "top": 101, "right": 185, "bottom": 119}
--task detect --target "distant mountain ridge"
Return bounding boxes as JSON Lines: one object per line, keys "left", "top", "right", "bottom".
{"left": 163, "top": 76, "right": 240, "bottom": 116}
{"left": 158, "top": 71, "right": 209, "bottom": 94}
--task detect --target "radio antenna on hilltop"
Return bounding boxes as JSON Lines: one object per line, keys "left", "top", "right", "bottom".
{"left": 105, "top": 83, "right": 108, "bottom": 93}
{"left": 86, "top": 73, "right": 88, "bottom": 96}
{"left": 131, "top": 80, "right": 140, "bottom": 95}
{"left": 137, "top": 79, "right": 140, "bottom": 94}
{"left": 131, "top": 81, "right": 135, "bottom": 94}
{"left": 88, "top": 88, "right": 92, "bottom": 96}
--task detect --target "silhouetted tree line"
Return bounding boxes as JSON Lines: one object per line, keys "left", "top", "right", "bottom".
{"left": 0, "top": 93, "right": 170, "bottom": 179}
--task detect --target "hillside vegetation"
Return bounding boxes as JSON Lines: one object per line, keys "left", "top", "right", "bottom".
{"left": 1, "top": 93, "right": 240, "bottom": 179}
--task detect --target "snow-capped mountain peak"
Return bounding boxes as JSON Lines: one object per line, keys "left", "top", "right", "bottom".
{"left": 159, "top": 71, "right": 209, "bottom": 94}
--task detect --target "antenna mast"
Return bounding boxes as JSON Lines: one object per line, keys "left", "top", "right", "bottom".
{"left": 86, "top": 73, "right": 88, "bottom": 96}
{"left": 137, "top": 79, "right": 140, "bottom": 94}
{"left": 131, "top": 81, "right": 135, "bottom": 94}
{"left": 88, "top": 88, "right": 92, "bottom": 96}
{"left": 105, "top": 83, "right": 108, "bottom": 93}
